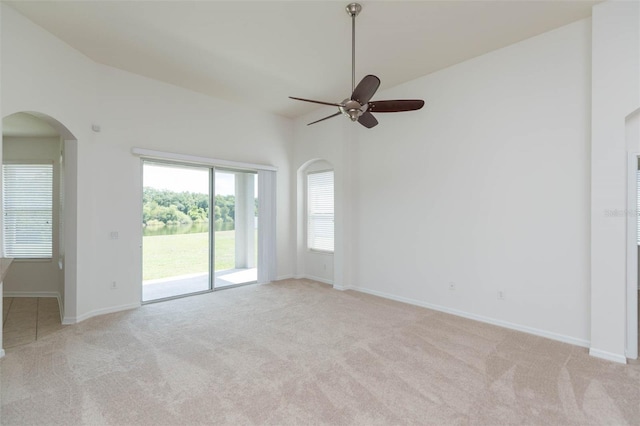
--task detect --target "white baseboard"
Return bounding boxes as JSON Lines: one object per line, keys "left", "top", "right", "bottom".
{"left": 302, "top": 274, "right": 333, "bottom": 285}
{"left": 589, "top": 348, "right": 627, "bottom": 364}
{"left": 276, "top": 274, "right": 294, "bottom": 281}
{"left": 332, "top": 284, "right": 353, "bottom": 291}
{"left": 351, "top": 286, "right": 591, "bottom": 349}
{"left": 288, "top": 274, "right": 334, "bottom": 285}
{"left": 62, "top": 302, "right": 140, "bottom": 325}
{"left": 3, "top": 291, "right": 60, "bottom": 298}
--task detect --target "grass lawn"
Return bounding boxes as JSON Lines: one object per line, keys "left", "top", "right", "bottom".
{"left": 143, "top": 230, "right": 235, "bottom": 281}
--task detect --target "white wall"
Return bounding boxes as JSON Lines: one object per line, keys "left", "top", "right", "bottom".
{"left": 2, "top": 136, "right": 63, "bottom": 298}
{"left": 1, "top": 4, "right": 294, "bottom": 325}
{"left": 295, "top": 19, "right": 592, "bottom": 346}
{"left": 1, "top": 3, "right": 97, "bottom": 325}
{"left": 590, "top": 0, "right": 640, "bottom": 362}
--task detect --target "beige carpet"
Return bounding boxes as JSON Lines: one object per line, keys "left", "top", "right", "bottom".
{"left": 1, "top": 279, "right": 638, "bottom": 425}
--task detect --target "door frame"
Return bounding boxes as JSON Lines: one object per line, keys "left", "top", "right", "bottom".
{"left": 626, "top": 151, "right": 639, "bottom": 360}
{"left": 139, "top": 159, "right": 261, "bottom": 303}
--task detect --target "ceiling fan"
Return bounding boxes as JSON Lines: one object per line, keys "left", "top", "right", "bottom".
{"left": 290, "top": 3, "right": 424, "bottom": 129}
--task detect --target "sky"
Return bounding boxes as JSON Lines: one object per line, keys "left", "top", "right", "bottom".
{"left": 143, "top": 163, "right": 240, "bottom": 195}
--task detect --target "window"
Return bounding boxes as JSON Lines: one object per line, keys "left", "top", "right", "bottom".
{"left": 2, "top": 163, "right": 53, "bottom": 258}
{"left": 307, "top": 170, "right": 334, "bottom": 252}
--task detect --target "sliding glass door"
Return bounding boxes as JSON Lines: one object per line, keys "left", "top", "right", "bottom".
{"left": 142, "top": 161, "right": 258, "bottom": 303}
{"left": 214, "top": 169, "right": 258, "bottom": 288}
{"left": 142, "top": 162, "right": 211, "bottom": 302}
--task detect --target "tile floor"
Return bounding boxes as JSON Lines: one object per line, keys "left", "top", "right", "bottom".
{"left": 2, "top": 297, "right": 65, "bottom": 349}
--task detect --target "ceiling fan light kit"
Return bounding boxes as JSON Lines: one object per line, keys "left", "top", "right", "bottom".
{"left": 290, "top": 2, "right": 425, "bottom": 129}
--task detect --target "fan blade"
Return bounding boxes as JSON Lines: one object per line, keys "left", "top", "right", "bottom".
{"left": 358, "top": 111, "right": 378, "bottom": 128}
{"left": 368, "top": 100, "right": 425, "bottom": 113}
{"left": 307, "top": 112, "right": 342, "bottom": 126}
{"left": 351, "top": 75, "right": 380, "bottom": 105}
{"left": 289, "top": 97, "right": 343, "bottom": 108}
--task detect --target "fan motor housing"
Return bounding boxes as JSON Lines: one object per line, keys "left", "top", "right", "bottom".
{"left": 340, "top": 99, "right": 366, "bottom": 121}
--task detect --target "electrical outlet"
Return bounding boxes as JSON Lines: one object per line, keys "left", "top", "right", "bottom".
{"left": 448, "top": 282, "right": 456, "bottom": 291}
{"left": 109, "top": 231, "right": 119, "bottom": 240}
{"left": 497, "top": 290, "right": 505, "bottom": 300}
{"left": 111, "top": 281, "right": 117, "bottom": 289}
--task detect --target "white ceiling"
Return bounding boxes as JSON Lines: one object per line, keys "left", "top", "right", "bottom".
{"left": 7, "top": 1, "right": 597, "bottom": 118}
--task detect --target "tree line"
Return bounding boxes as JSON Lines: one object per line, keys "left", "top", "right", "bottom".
{"left": 142, "top": 187, "right": 236, "bottom": 228}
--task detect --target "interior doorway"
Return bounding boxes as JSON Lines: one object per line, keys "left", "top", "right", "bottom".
{"left": 630, "top": 154, "right": 640, "bottom": 360}
{"left": 1, "top": 112, "right": 71, "bottom": 349}
{"left": 626, "top": 108, "right": 640, "bottom": 360}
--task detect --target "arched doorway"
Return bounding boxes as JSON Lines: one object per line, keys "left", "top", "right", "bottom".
{"left": 1, "top": 112, "right": 78, "bottom": 351}
{"left": 626, "top": 107, "right": 640, "bottom": 360}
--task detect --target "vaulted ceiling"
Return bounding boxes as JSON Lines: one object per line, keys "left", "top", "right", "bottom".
{"left": 7, "top": 1, "right": 597, "bottom": 118}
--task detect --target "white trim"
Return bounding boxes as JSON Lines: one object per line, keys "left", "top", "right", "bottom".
{"left": 62, "top": 302, "right": 140, "bottom": 325}
{"left": 56, "top": 293, "right": 64, "bottom": 323}
{"left": 304, "top": 274, "right": 333, "bottom": 285}
{"left": 290, "top": 274, "right": 334, "bottom": 286}
{"left": 0, "top": 349, "right": 5, "bottom": 358}
{"left": 589, "top": 348, "right": 628, "bottom": 364}
{"left": 308, "top": 249, "right": 334, "bottom": 255}
{"left": 348, "top": 286, "right": 591, "bottom": 349}
{"left": 3, "top": 291, "right": 59, "bottom": 298}
{"left": 132, "top": 148, "right": 277, "bottom": 172}
{"left": 276, "top": 274, "right": 294, "bottom": 281}
{"left": 626, "top": 151, "right": 639, "bottom": 359}
{"left": 332, "top": 284, "right": 352, "bottom": 291}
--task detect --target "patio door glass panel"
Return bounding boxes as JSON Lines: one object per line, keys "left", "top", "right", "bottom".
{"left": 214, "top": 169, "right": 258, "bottom": 288}
{"left": 142, "top": 161, "right": 211, "bottom": 302}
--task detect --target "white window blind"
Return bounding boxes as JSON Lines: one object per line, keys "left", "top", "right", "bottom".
{"left": 307, "top": 170, "right": 334, "bottom": 252}
{"left": 2, "top": 164, "right": 53, "bottom": 258}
